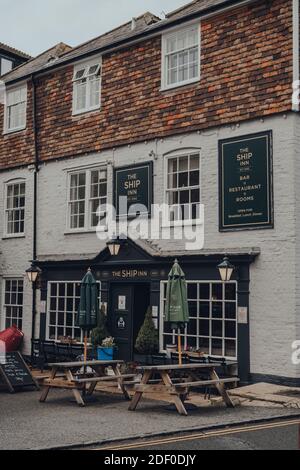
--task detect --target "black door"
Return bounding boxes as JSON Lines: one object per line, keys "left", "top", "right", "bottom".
{"left": 110, "top": 284, "right": 134, "bottom": 361}
{"left": 109, "top": 283, "right": 150, "bottom": 361}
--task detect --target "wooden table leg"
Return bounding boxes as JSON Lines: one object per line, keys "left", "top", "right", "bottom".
{"left": 128, "top": 370, "right": 152, "bottom": 411}
{"left": 161, "top": 371, "right": 188, "bottom": 416}
{"left": 112, "top": 364, "right": 130, "bottom": 401}
{"left": 86, "top": 365, "right": 105, "bottom": 396}
{"left": 210, "top": 369, "right": 235, "bottom": 408}
{"left": 39, "top": 367, "right": 57, "bottom": 403}
{"left": 66, "top": 370, "right": 86, "bottom": 407}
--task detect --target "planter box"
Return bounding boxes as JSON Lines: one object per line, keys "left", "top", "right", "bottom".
{"left": 97, "top": 346, "right": 114, "bottom": 361}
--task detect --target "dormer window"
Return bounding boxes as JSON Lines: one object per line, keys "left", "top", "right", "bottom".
{"left": 72, "top": 58, "right": 101, "bottom": 115}
{"left": 162, "top": 25, "right": 200, "bottom": 90}
{"left": 4, "top": 84, "right": 27, "bottom": 133}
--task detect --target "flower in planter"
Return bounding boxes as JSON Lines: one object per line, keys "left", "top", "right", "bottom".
{"left": 101, "top": 336, "right": 116, "bottom": 348}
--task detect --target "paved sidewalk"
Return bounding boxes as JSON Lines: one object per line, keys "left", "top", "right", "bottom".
{"left": 0, "top": 389, "right": 300, "bottom": 450}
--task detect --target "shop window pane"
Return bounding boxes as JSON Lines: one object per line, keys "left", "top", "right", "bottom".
{"left": 199, "top": 284, "right": 209, "bottom": 299}
{"left": 212, "top": 320, "right": 223, "bottom": 338}
{"left": 49, "top": 327, "right": 56, "bottom": 340}
{"left": 66, "top": 298, "right": 73, "bottom": 312}
{"left": 66, "top": 328, "right": 73, "bottom": 338}
{"left": 58, "top": 312, "right": 65, "bottom": 326}
{"left": 199, "top": 302, "right": 209, "bottom": 318}
{"left": 164, "top": 334, "right": 176, "bottom": 349}
{"left": 225, "top": 321, "right": 236, "bottom": 339}
{"left": 199, "top": 319, "right": 209, "bottom": 336}
{"left": 225, "top": 340, "right": 236, "bottom": 358}
{"left": 187, "top": 284, "right": 197, "bottom": 299}
{"left": 59, "top": 284, "right": 65, "bottom": 297}
{"left": 58, "top": 298, "right": 65, "bottom": 311}
{"left": 211, "top": 339, "right": 223, "bottom": 356}
{"left": 50, "top": 284, "right": 57, "bottom": 296}
{"left": 187, "top": 319, "right": 197, "bottom": 335}
{"left": 74, "top": 329, "right": 82, "bottom": 342}
{"left": 66, "top": 312, "right": 73, "bottom": 327}
{"left": 164, "top": 322, "right": 175, "bottom": 335}
{"left": 225, "top": 303, "right": 236, "bottom": 319}
{"left": 186, "top": 337, "right": 197, "bottom": 349}
{"left": 50, "top": 298, "right": 56, "bottom": 310}
{"left": 67, "top": 284, "right": 74, "bottom": 297}
{"left": 199, "top": 337, "right": 209, "bottom": 354}
{"left": 49, "top": 312, "right": 56, "bottom": 325}
{"left": 188, "top": 301, "right": 197, "bottom": 317}
{"left": 225, "top": 283, "right": 236, "bottom": 300}
{"left": 57, "top": 328, "right": 64, "bottom": 339}
{"left": 212, "top": 283, "right": 223, "bottom": 300}
{"left": 212, "top": 302, "right": 223, "bottom": 319}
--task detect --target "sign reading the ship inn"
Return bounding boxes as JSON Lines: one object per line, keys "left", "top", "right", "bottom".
{"left": 219, "top": 131, "right": 273, "bottom": 231}
{"left": 115, "top": 162, "right": 153, "bottom": 217}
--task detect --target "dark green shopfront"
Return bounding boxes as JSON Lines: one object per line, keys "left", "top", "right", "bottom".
{"left": 36, "top": 238, "right": 258, "bottom": 383}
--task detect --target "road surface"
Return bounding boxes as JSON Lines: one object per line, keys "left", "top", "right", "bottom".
{"left": 96, "top": 419, "right": 300, "bottom": 451}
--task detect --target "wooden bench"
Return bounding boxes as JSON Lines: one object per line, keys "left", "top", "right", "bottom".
{"left": 174, "top": 377, "right": 240, "bottom": 389}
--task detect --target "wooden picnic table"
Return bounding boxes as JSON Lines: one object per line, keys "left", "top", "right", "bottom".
{"left": 39, "top": 360, "right": 136, "bottom": 406}
{"left": 128, "top": 363, "right": 239, "bottom": 416}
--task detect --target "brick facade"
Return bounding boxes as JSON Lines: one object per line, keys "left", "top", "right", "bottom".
{"left": 0, "top": 0, "right": 294, "bottom": 171}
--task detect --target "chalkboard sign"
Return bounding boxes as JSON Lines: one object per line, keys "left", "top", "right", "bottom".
{"left": 0, "top": 352, "right": 38, "bottom": 393}
{"left": 219, "top": 131, "right": 273, "bottom": 231}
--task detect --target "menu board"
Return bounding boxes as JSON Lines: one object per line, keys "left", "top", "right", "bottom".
{"left": 219, "top": 131, "right": 273, "bottom": 231}
{"left": 0, "top": 352, "right": 38, "bottom": 393}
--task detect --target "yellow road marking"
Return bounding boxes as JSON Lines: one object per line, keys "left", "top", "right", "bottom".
{"left": 95, "top": 419, "right": 300, "bottom": 450}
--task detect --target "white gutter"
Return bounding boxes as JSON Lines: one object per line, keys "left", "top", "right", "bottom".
{"left": 293, "top": 0, "right": 299, "bottom": 112}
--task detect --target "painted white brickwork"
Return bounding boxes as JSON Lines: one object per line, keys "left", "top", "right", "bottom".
{"left": 0, "top": 113, "right": 299, "bottom": 379}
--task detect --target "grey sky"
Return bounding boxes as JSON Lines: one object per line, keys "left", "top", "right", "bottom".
{"left": 1, "top": 0, "right": 188, "bottom": 57}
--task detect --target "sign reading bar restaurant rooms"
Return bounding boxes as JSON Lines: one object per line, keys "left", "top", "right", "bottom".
{"left": 219, "top": 131, "right": 273, "bottom": 231}
{"left": 114, "top": 162, "right": 153, "bottom": 218}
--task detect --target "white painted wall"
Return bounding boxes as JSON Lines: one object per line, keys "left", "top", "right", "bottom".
{"left": 0, "top": 113, "right": 298, "bottom": 379}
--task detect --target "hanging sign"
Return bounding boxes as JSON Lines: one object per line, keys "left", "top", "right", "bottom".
{"left": 114, "top": 162, "right": 153, "bottom": 217}
{"left": 219, "top": 131, "right": 273, "bottom": 231}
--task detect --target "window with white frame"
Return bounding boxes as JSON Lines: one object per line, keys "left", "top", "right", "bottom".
{"left": 3, "top": 279, "right": 24, "bottom": 330}
{"left": 4, "top": 85, "right": 27, "bottom": 132}
{"left": 68, "top": 167, "right": 107, "bottom": 230}
{"left": 72, "top": 58, "right": 101, "bottom": 114}
{"left": 5, "top": 181, "right": 26, "bottom": 236}
{"left": 166, "top": 153, "right": 200, "bottom": 221}
{"left": 161, "top": 281, "right": 237, "bottom": 359}
{"left": 162, "top": 25, "right": 200, "bottom": 89}
{"left": 47, "top": 281, "right": 100, "bottom": 342}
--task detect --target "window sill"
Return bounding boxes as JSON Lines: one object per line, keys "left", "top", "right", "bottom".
{"left": 64, "top": 227, "right": 108, "bottom": 235}
{"left": 162, "top": 219, "right": 203, "bottom": 228}
{"left": 160, "top": 77, "right": 200, "bottom": 93}
{"left": 3, "top": 126, "right": 26, "bottom": 136}
{"left": 72, "top": 107, "right": 101, "bottom": 118}
{"left": 2, "top": 234, "right": 25, "bottom": 240}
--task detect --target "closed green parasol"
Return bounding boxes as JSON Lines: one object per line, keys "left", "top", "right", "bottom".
{"left": 76, "top": 268, "right": 98, "bottom": 362}
{"left": 165, "top": 260, "right": 189, "bottom": 365}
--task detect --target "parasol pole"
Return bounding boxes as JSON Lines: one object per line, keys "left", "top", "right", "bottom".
{"left": 178, "top": 328, "right": 182, "bottom": 366}
{"left": 84, "top": 331, "right": 88, "bottom": 364}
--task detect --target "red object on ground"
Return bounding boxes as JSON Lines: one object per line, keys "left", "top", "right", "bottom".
{"left": 0, "top": 326, "right": 24, "bottom": 352}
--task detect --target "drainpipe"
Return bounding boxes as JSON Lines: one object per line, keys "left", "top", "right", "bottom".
{"left": 30, "top": 74, "right": 39, "bottom": 359}
{"left": 292, "top": 0, "right": 299, "bottom": 112}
